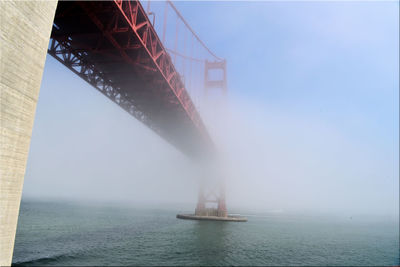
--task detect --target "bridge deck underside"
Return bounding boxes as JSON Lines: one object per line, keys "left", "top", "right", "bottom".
{"left": 49, "top": 0, "right": 212, "bottom": 157}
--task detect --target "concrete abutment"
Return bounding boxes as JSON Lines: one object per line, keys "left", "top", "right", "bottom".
{"left": 0, "top": 1, "right": 57, "bottom": 265}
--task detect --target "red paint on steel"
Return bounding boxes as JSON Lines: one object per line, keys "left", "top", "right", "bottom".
{"left": 48, "top": 0, "right": 213, "bottom": 157}
{"left": 204, "top": 60, "right": 227, "bottom": 96}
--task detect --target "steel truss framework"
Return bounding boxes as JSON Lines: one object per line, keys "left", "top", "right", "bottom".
{"left": 48, "top": 0, "right": 213, "bottom": 157}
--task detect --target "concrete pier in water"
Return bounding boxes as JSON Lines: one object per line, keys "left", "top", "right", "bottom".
{"left": 177, "top": 213, "right": 248, "bottom": 222}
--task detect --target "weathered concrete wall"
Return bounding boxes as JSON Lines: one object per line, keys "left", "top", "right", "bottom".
{"left": 0, "top": 1, "right": 57, "bottom": 265}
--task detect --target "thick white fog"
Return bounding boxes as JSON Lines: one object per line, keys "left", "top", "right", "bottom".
{"left": 22, "top": 57, "right": 398, "bottom": 218}
{"left": 22, "top": 1, "right": 398, "bottom": 219}
{"left": 205, "top": 99, "right": 398, "bottom": 217}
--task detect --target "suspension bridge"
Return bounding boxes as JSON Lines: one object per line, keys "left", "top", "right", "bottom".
{"left": 0, "top": 0, "right": 244, "bottom": 265}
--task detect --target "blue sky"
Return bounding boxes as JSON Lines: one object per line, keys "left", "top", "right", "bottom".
{"left": 173, "top": 1, "right": 399, "bottom": 138}
{"left": 23, "top": 1, "right": 399, "bottom": 217}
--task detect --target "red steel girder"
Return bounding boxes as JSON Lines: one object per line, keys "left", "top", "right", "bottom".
{"left": 111, "top": 0, "right": 206, "bottom": 131}
{"left": 49, "top": 1, "right": 214, "bottom": 157}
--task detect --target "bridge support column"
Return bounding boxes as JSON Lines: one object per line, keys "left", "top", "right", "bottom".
{"left": 194, "top": 177, "right": 227, "bottom": 218}
{"left": 195, "top": 183, "right": 206, "bottom": 216}
{"left": 0, "top": 1, "right": 57, "bottom": 265}
{"left": 217, "top": 185, "right": 227, "bottom": 218}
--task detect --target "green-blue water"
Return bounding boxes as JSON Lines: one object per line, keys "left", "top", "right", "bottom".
{"left": 12, "top": 200, "right": 399, "bottom": 266}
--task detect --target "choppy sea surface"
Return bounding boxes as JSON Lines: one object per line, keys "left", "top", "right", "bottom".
{"left": 12, "top": 200, "right": 399, "bottom": 266}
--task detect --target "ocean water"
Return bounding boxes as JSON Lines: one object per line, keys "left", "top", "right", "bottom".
{"left": 12, "top": 200, "right": 399, "bottom": 266}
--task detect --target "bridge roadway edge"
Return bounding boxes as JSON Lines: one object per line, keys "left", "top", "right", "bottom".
{"left": 0, "top": 1, "right": 57, "bottom": 265}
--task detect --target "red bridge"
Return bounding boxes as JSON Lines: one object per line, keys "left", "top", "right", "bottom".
{"left": 48, "top": 0, "right": 224, "bottom": 158}
{"left": 48, "top": 0, "right": 230, "bottom": 219}
{"left": 1, "top": 1, "right": 239, "bottom": 263}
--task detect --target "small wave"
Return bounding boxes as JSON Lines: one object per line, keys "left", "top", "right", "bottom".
{"left": 13, "top": 252, "right": 79, "bottom": 266}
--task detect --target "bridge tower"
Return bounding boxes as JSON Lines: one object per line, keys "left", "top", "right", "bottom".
{"left": 195, "top": 173, "right": 227, "bottom": 218}
{"left": 204, "top": 60, "right": 227, "bottom": 97}
{"left": 193, "top": 59, "right": 228, "bottom": 218}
